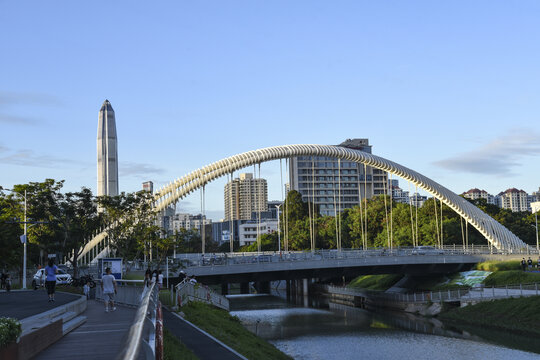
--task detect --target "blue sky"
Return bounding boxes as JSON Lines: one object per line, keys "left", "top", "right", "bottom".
{"left": 1, "top": 1, "right": 540, "bottom": 220}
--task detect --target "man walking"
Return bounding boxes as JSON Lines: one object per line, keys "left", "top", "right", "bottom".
{"left": 101, "top": 267, "right": 117, "bottom": 312}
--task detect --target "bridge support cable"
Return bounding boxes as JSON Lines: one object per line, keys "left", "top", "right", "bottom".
{"left": 389, "top": 173, "right": 394, "bottom": 250}
{"left": 383, "top": 174, "right": 390, "bottom": 249}
{"left": 460, "top": 216, "right": 466, "bottom": 250}
{"left": 229, "top": 172, "right": 234, "bottom": 254}
{"left": 280, "top": 159, "right": 284, "bottom": 253}
{"left": 408, "top": 181, "right": 416, "bottom": 247}
{"left": 356, "top": 162, "right": 365, "bottom": 249}
{"left": 415, "top": 185, "right": 419, "bottom": 246}
{"left": 308, "top": 157, "right": 314, "bottom": 252}
{"left": 285, "top": 158, "right": 289, "bottom": 252}
{"left": 332, "top": 160, "right": 338, "bottom": 250}
{"left": 440, "top": 200, "right": 444, "bottom": 247}
{"left": 364, "top": 163, "right": 368, "bottom": 248}
{"left": 258, "top": 163, "right": 262, "bottom": 254}
{"left": 200, "top": 184, "right": 206, "bottom": 255}
{"left": 338, "top": 158, "right": 342, "bottom": 251}
{"left": 433, "top": 197, "right": 440, "bottom": 248}
{"left": 312, "top": 156, "right": 316, "bottom": 251}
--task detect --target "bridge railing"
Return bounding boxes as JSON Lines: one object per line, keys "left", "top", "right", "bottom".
{"left": 175, "top": 279, "right": 230, "bottom": 311}
{"left": 95, "top": 279, "right": 145, "bottom": 306}
{"left": 172, "top": 245, "right": 539, "bottom": 269}
{"left": 116, "top": 279, "right": 162, "bottom": 360}
{"left": 326, "top": 282, "right": 540, "bottom": 304}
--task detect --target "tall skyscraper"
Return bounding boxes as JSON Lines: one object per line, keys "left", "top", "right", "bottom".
{"left": 97, "top": 100, "right": 119, "bottom": 197}
{"left": 224, "top": 173, "right": 268, "bottom": 220}
{"left": 289, "top": 138, "right": 388, "bottom": 216}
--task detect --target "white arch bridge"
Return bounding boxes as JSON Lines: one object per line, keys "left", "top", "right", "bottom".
{"left": 76, "top": 144, "right": 528, "bottom": 265}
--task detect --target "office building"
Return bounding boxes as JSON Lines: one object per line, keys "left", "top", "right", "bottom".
{"left": 97, "top": 100, "right": 119, "bottom": 197}
{"left": 288, "top": 138, "right": 388, "bottom": 216}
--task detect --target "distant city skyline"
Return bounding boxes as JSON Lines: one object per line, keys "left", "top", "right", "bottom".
{"left": 2, "top": 1, "right": 540, "bottom": 220}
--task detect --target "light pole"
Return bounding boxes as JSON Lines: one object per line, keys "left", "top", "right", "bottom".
{"left": 275, "top": 203, "right": 283, "bottom": 254}
{"left": 531, "top": 202, "right": 540, "bottom": 252}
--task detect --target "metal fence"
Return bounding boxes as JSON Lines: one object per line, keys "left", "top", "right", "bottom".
{"left": 116, "top": 279, "right": 162, "bottom": 360}
{"left": 175, "top": 279, "right": 230, "bottom": 311}
{"left": 95, "top": 279, "right": 145, "bottom": 306}
{"left": 171, "top": 245, "right": 540, "bottom": 270}
{"left": 326, "top": 282, "right": 540, "bottom": 304}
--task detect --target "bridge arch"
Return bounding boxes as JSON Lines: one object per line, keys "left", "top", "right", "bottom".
{"left": 152, "top": 144, "right": 526, "bottom": 251}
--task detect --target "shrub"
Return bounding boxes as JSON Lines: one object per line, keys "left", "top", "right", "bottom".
{"left": 475, "top": 260, "right": 520, "bottom": 272}
{"left": 0, "top": 317, "right": 22, "bottom": 349}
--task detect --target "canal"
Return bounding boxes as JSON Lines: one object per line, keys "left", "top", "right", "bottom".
{"left": 229, "top": 293, "right": 540, "bottom": 360}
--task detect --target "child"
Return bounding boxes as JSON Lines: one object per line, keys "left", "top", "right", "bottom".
{"left": 83, "top": 281, "right": 90, "bottom": 299}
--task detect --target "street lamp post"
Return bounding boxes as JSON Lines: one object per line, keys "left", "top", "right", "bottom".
{"left": 532, "top": 202, "right": 540, "bottom": 253}
{"left": 275, "top": 204, "right": 283, "bottom": 254}
{"left": 23, "top": 190, "right": 27, "bottom": 289}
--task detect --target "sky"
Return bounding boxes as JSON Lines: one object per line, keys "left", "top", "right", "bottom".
{"left": 1, "top": 1, "right": 540, "bottom": 220}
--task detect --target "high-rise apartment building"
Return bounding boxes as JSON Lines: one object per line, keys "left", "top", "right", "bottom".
{"left": 463, "top": 188, "right": 496, "bottom": 205}
{"left": 142, "top": 181, "right": 154, "bottom": 193}
{"left": 224, "top": 173, "right": 268, "bottom": 220}
{"left": 97, "top": 100, "right": 119, "bottom": 197}
{"left": 288, "top": 138, "right": 388, "bottom": 216}
{"left": 497, "top": 188, "right": 530, "bottom": 212}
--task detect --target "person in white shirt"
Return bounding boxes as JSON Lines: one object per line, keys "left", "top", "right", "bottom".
{"left": 101, "top": 267, "right": 117, "bottom": 312}
{"left": 158, "top": 270, "right": 164, "bottom": 290}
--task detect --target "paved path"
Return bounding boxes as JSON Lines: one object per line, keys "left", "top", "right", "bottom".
{"left": 0, "top": 290, "right": 80, "bottom": 319}
{"left": 163, "top": 309, "right": 246, "bottom": 360}
{"left": 35, "top": 300, "right": 137, "bottom": 360}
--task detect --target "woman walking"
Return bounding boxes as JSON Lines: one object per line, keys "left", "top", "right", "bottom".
{"left": 44, "top": 259, "right": 58, "bottom": 302}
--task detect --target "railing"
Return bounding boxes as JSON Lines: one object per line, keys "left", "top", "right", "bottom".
{"left": 95, "top": 279, "right": 145, "bottom": 306}
{"left": 325, "top": 282, "right": 540, "bottom": 304}
{"left": 175, "top": 279, "right": 230, "bottom": 311}
{"left": 116, "top": 279, "right": 162, "bottom": 360}
{"left": 171, "top": 245, "right": 539, "bottom": 269}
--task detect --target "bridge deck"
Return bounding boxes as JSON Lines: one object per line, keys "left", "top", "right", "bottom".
{"left": 35, "top": 300, "right": 137, "bottom": 360}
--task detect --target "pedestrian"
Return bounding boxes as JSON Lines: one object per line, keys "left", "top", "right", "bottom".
{"left": 144, "top": 269, "right": 152, "bottom": 287}
{"left": 0, "top": 271, "right": 6, "bottom": 289}
{"left": 101, "top": 267, "right": 117, "bottom": 312}
{"left": 83, "top": 281, "right": 90, "bottom": 299}
{"left": 189, "top": 276, "right": 197, "bottom": 285}
{"left": 521, "top": 258, "right": 527, "bottom": 271}
{"left": 528, "top": 257, "right": 533, "bottom": 270}
{"left": 5, "top": 273, "right": 11, "bottom": 292}
{"left": 157, "top": 270, "right": 164, "bottom": 290}
{"left": 45, "top": 259, "right": 58, "bottom": 302}
{"left": 537, "top": 257, "right": 540, "bottom": 270}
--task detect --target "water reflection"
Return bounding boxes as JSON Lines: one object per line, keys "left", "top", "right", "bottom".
{"left": 229, "top": 294, "right": 539, "bottom": 360}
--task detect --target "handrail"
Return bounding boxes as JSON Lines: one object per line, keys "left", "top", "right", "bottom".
{"left": 116, "top": 279, "right": 160, "bottom": 360}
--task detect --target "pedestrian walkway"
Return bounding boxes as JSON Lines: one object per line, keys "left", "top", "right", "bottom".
{"left": 163, "top": 309, "right": 247, "bottom": 360}
{"left": 35, "top": 300, "right": 136, "bottom": 360}
{"left": 0, "top": 290, "right": 80, "bottom": 319}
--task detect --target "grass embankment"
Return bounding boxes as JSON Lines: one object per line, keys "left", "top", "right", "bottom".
{"left": 164, "top": 328, "right": 199, "bottom": 360}
{"left": 439, "top": 296, "right": 540, "bottom": 336}
{"left": 475, "top": 260, "right": 540, "bottom": 286}
{"left": 180, "top": 302, "right": 292, "bottom": 360}
{"left": 347, "top": 274, "right": 403, "bottom": 290}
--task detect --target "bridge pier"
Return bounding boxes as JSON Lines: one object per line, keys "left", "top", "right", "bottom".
{"left": 240, "top": 282, "right": 250, "bottom": 294}
{"left": 255, "top": 281, "right": 270, "bottom": 294}
{"left": 221, "top": 282, "right": 229, "bottom": 295}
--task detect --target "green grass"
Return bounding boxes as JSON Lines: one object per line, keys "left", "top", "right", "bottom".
{"left": 475, "top": 260, "right": 521, "bottom": 271}
{"left": 123, "top": 273, "right": 144, "bottom": 280}
{"left": 164, "top": 328, "right": 199, "bottom": 360}
{"left": 347, "top": 274, "right": 403, "bottom": 290}
{"left": 483, "top": 270, "right": 540, "bottom": 286}
{"left": 180, "top": 302, "right": 292, "bottom": 360}
{"left": 159, "top": 289, "right": 174, "bottom": 306}
{"left": 439, "top": 296, "right": 540, "bottom": 336}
